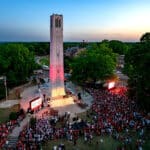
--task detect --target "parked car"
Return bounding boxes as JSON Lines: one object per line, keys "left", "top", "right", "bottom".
{"left": 42, "top": 65, "right": 49, "bottom": 70}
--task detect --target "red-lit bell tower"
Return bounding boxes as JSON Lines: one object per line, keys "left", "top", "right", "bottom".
{"left": 50, "top": 14, "right": 65, "bottom": 98}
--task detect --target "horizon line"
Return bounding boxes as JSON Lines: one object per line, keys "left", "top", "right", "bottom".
{"left": 0, "top": 40, "right": 138, "bottom": 43}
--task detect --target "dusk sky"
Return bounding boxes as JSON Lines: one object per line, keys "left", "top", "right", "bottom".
{"left": 0, "top": 0, "right": 150, "bottom": 42}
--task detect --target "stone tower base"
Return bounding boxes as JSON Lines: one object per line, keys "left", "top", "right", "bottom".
{"left": 49, "top": 96, "right": 75, "bottom": 108}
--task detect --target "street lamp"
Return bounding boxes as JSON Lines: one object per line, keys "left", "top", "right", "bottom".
{"left": 0, "top": 76, "right": 7, "bottom": 100}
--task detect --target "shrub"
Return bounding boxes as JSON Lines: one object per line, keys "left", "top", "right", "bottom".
{"left": 9, "top": 112, "right": 18, "bottom": 120}
{"left": 30, "top": 117, "right": 36, "bottom": 128}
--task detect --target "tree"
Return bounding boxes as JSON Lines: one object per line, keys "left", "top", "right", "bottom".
{"left": 109, "top": 40, "right": 128, "bottom": 55}
{"left": 140, "top": 32, "right": 150, "bottom": 42}
{"left": 30, "top": 117, "right": 36, "bottom": 128}
{"left": 64, "top": 56, "right": 73, "bottom": 73}
{"left": 70, "top": 43, "right": 116, "bottom": 85}
{"left": 9, "top": 112, "right": 18, "bottom": 120}
{"left": 124, "top": 37, "right": 150, "bottom": 111}
{"left": 0, "top": 44, "right": 37, "bottom": 87}
{"left": 24, "top": 42, "right": 49, "bottom": 55}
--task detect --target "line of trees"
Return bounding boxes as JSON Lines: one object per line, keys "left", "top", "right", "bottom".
{"left": 124, "top": 33, "right": 150, "bottom": 111}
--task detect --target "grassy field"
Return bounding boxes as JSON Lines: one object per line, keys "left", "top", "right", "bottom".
{"left": 0, "top": 104, "right": 19, "bottom": 123}
{"left": 42, "top": 136, "right": 121, "bottom": 150}
{"left": 42, "top": 134, "right": 150, "bottom": 150}
{"left": 42, "top": 111, "right": 150, "bottom": 150}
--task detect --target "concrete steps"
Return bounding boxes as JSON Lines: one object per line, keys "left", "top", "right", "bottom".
{"left": 3, "top": 136, "right": 18, "bottom": 149}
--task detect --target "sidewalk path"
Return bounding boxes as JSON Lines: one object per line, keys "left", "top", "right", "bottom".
{"left": 3, "top": 116, "right": 30, "bottom": 149}
{"left": 9, "top": 115, "right": 30, "bottom": 137}
{"left": 0, "top": 100, "right": 19, "bottom": 108}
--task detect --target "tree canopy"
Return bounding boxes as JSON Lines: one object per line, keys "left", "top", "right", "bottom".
{"left": 108, "top": 40, "right": 129, "bottom": 55}
{"left": 70, "top": 43, "right": 116, "bottom": 85}
{"left": 140, "top": 32, "right": 150, "bottom": 42}
{"left": 124, "top": 34, "right": 150, "bottom": 111}
{"left": 0, "top": 44, "right": 37, "bottom": 87}
{"left": 24, "top": 42, "right": 49, "bottom": 55}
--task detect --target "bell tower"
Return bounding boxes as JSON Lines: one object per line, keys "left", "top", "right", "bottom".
{"left": 50, "top": 14, "right": 65, "bottom": 98}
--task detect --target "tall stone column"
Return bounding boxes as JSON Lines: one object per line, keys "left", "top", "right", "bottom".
{"left": 50, "top": 14, "right": 65, "bottom": 99}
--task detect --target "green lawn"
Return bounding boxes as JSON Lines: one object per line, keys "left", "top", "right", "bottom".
{"left": 42, "top": 134, "right": 150, "bottom": 150}
{"left": 0, "top": 104, "right": 19, "bottom": 123}
{"left": 42, "top": 136, "right": 121, "bottom": 150}
{"left": 42, "top": 111, "right": 150, "bottom": 150}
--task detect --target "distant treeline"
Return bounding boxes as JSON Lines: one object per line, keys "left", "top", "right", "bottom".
{"left": 0, "top": 42, "right": 89, "bottom": 56}
{"left": 0, "top": 41, "right": 137, "bottom": 56}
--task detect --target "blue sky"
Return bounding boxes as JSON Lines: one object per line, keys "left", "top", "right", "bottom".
{"left": 0, "top": 0, "right": 150, "bottom": 42}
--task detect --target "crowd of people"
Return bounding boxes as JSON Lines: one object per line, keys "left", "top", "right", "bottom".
{"left": 8, "top": 87, "right": 150, "bottom": 149}
{"left": 0, "top": 112, "right": 25, "bottom": 149}
{"left": 86, "top": 87, "right": 149, "bottom": 149}
{"left": 0, "top": 120, "right": 17, "bottom": 148}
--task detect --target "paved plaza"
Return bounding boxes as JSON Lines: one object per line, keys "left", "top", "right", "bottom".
{"left": 20, "top": 81, "right": 93, "bottom": 115}
{"left": 0, "top": 80, "right": 93, "bottom": 148}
